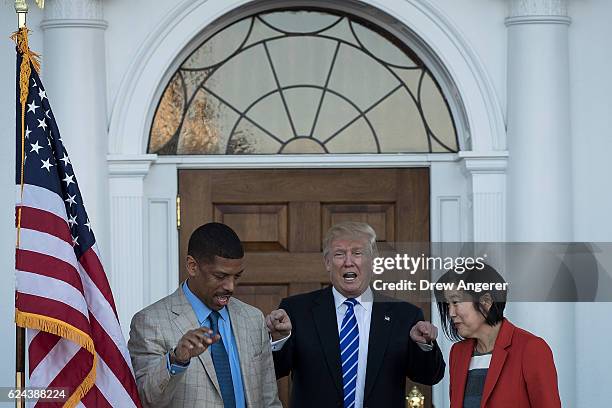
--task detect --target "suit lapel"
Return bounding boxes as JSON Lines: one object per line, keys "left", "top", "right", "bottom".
{"left": 170, "top": 287, "right": 222, "bottom": 397}
{"left": 363, "top": 299, "right": 393, "bottom": 400}
{"left": 227, "top": 299, "right": 252, "bottom": 406}
{"left": 481, "top": 319, "right": 513, "bottom": 407}
{"left": 311, "top": 287, "right": 344, "bottom": 399}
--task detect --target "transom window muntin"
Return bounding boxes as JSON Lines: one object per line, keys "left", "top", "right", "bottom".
{"left": 149, "top": 9, "right": 459, "bottom": 155}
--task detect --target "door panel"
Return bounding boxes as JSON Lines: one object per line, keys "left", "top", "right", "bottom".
{"left": 178, "top": 168, "right": 431, "bottom": 407}
{"left": 214, "top": 204, "right": 289, "bottom": 251}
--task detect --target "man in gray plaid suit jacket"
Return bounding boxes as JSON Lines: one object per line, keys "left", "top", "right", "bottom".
{"left": 128, "top": 223, "right": 281, "bottom": 408}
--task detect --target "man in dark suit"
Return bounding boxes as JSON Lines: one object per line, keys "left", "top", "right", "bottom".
{"left": 266, "top": 222, "right": 445, "bottom": 408}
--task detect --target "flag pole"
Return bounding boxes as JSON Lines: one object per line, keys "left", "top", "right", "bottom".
{"left": 15, "top": 0, "right": 28, "bottom": 408}
{"left": 14, "top": 2, "right": 28, "bottom": 407}
{"left": 15, "top": 327, "right": 25, "bottom": 408}
{"left": 15, "top": 0, "right": 28, "bottom": 29}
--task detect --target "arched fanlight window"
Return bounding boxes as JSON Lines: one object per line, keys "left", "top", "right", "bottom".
{"left": 149, "top": 9, "right": 459, "bottom": 154}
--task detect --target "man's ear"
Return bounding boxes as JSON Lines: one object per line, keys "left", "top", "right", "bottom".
{"left": 324, "top": 256, "right": 331, "bottom": 273}
{"left": 186, "top": 255, "right": 198, "bottom": 278}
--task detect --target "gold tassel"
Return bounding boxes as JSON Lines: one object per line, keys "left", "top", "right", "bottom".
{"left": 10, "top": 27, "right": 41, "bottom": 106}
{"left": 10, "top": 27, "right": 40, "bottom": 248}
{"left": 15, "top": 311, "right": 96, "bottom": 353}
{"left": 15, "top": 310, "right": 98, "bottom": 407}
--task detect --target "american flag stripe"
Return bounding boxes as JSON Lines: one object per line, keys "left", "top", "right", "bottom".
{"left": 94, "top": 350, "right": 139, "bottom": 407}
{"left": 17, "top": 271, "right": 89, "bottom": 318}
{"left": 30, "top": 341, "right": 138, "bottom": 408}
{"left": 77, "top": 262, "right": 129, "bottom": 363}
{"left": 17, "top": 206, "right": 73, "bottom": 243}
{"left": 16, "top": 44, "right": 142, "bottom": 407}
{"left": 89, "top": 315, "right": 138, "bottom": 387}
{"left": 79, "top": 249, "right": 119, "bottom": 318}
{"left": 17, "top": 184, "right": 67, "bottom": 220}
{"left": 80, "top": 385, "right": 112, "bottom": 408}
{"left": 45, "top": 348, "right": 95, "bottom": 405}
{"left": 18, "top": 227, "right": 78, "bottom": 270}
{"left": 28, "top": 331, "right": 61, "bottom": 372}
{"left": 17, "top": 250, "right": 85, "bottom": 293}
{"left": 28, "top": 336, "right": 81, "bottom": 392}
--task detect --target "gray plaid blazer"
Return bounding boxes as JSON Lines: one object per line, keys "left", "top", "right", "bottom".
{"left": 128, "top": 287, "right": 282, "bottom": 408}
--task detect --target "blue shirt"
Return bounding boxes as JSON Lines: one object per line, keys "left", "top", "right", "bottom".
{"left": 167, "top": 282, "right": 246, "bottom": 408}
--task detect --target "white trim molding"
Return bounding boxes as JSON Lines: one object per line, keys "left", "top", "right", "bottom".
{"left": 155, "top": 153, "right": 459, "bottom": 169}
{"left": 40, "top": 19, "right": 108, "bottom": 30}
{"left": 108, "top": 154, "right": 157, "bottom": 177}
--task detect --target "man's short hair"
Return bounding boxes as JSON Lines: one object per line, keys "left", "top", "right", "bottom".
{"left": 187, "top": 222, "right": 244, "bottom": 264}
{"left": 322, "top": 221, "right": 378, "bottom": 258}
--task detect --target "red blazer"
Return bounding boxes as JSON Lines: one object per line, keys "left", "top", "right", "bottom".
{"left": 449, "top": 319, "right": 561, "bottom": 408}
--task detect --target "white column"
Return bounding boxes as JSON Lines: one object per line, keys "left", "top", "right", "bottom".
{"left": 506, "top": 0, "right": 572, "bottom": 240}
{"left": 431, "top": 155, "right": 507, "bottom": 408}
{"left": 462, "top": 153, "right": 508, "bottom": 283}
{"left": 40, "top": 0, "right": 110, "bottom": 262}
{"left": 505, "top": 1, "right": 575, "bottom": 406}
{"left": 461, "top": 154, "right": 508, "bottom": 243}
{"left": 108, "top": 155, "right": 156, "bottom": 338}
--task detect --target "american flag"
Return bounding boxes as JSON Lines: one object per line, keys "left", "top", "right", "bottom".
{"left": 14, "top": 38, "right": 142, "bottom": 407}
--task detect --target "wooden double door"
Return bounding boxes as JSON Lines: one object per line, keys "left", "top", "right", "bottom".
{"left": 178, "top": 168, "right": 431, "bottom": 407}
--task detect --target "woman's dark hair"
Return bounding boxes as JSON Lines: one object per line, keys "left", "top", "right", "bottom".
{"left": 435, "top": 263, "right": 507, "bottom": 341}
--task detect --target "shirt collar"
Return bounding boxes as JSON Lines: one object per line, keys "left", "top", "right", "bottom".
{"left": 332, "top": 285, "right": 373, "bottom": 312}
{"left": 182, "top": 281, "right": 229, "bottom": 325}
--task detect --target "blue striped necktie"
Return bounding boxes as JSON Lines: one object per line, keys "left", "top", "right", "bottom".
{"left": 340, "top": 298, "right": 359, "bottom": 408}
{"left": 209, "top": 311, "right": 236, "bottom": 408}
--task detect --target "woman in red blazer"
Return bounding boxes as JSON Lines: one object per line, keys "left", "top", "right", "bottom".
{"left": 436, "top": 264, "right": 561, "bottom": 408}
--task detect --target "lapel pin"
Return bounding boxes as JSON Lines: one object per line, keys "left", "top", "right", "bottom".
{"left": 384, "top": 315, "right": 390, "bottom": 321}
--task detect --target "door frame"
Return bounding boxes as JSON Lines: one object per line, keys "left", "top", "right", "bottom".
{"left": 108, "top": 151, "right": 507, "bottom": 408}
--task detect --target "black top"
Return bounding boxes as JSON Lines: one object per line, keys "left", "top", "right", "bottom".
{"left": 463, "top": 350, "right": 492, "bottom": 408}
